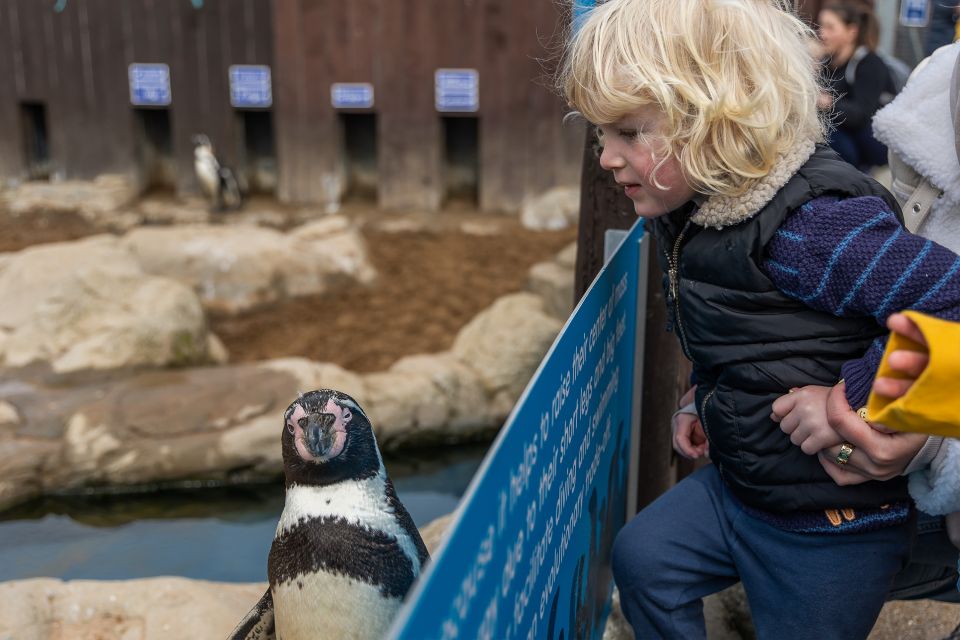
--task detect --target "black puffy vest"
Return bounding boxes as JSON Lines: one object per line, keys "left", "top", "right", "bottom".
{"left": 652, "top": 146, "right": 910, "bottom": 511}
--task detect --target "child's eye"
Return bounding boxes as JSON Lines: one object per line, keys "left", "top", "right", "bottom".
{"left": 618, "top": 129, "right": 638, "bottom": 139}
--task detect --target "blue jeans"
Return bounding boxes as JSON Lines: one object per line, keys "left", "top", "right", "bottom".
{"left": 829, "top": 127, "right": 888, "bottom": 171}
{"left": 612, "top": 465, "right": 913, "bottom": 639}
{"left": 889, "top": 511, "right": 960, "bottom": 602}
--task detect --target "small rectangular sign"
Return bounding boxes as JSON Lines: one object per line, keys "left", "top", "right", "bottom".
{"left": 229, "top": 65, "right": 272, "bottom": 108}
{"left": 129, "top": 63, "right": 171, "bottom": 106}
{"left": 899, "top": 0, "right": 930, "bottom": 27}
{"left": 435, "top": 69, "right": 479, "bottom": 112}
{"left": 389, "top": 221, "right": 647, "bottom": 640}
{"left": 331, "top": 82, "right": 375, "bottom": 109}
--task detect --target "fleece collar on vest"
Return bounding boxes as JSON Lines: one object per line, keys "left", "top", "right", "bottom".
{"left": 689, "top": 138, "right": 817, "bottom": 230}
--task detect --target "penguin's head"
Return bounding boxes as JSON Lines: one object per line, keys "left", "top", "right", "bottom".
{"left": 191, "top": 134, "right": 212, "bottom": 150}
{"left": 280, "top": 389, "right": 381, "bottom": 486}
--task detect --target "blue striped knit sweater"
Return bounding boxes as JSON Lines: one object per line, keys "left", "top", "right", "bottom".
{"left": 763, "top": 195, "right": 960, "bottom": 410}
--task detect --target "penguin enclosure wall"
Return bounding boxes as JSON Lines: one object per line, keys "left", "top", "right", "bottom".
{"left": 0, "top": 0, "right": 581, "bottom": 213}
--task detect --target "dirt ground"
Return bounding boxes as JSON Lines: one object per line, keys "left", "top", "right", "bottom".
{"left": 0, "top": 202, "right": 577, "bottom": 372}
{"left": 211, "top": 222, "right": 577, "bottom": 372}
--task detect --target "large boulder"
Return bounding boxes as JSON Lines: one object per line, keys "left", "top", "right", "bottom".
{"left": 520, "top": 186, "right": 581, "bottom": 231}
{"left": 0, "top": 577, "right": 266, "bottom": 640}
{"left": 452, "top": 293, "right": 562, "bottom": 408}
{"left": 121, "top": 216, "right": 375, "bottom": 313}
{"left": 1, "top": 174, "right": 140, "bottom": 230}
{"left": 527, "top": 241, "right": 577, "bottom": 319}
{"left": 0, "top": 237, "right": 214, "bottom": 372}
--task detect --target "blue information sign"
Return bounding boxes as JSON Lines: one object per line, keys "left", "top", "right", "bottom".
{"left": 389, "top": 221, "right": 648, "bottom": 640}
{"left": 229, "top": 65, "right": 272, "bottom": 108}
{"left": 899, "top": 0, "right": 930, "bottom": 27}
{"left": 435, "top": 69, "right": 479, "bottom": 112}
{"left": 128, "top": 63, "right": 171, "bottom": 106}
{"left": 331, "top": 83, "right": 375, "bottom": 109}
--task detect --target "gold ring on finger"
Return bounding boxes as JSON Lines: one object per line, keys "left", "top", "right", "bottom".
{"left": 835, "top": 442, "right": 855, "bottom": 466}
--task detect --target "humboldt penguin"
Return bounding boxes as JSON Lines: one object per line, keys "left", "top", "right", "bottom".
{"left": 227, "top": 389, "right": 429, "bottom": 640}
{"left": 192, "top": 134, "right": 243, "bottom": 212}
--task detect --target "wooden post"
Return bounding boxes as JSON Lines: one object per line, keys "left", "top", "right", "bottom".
{"left": 574, "top": 125, "right": 692, "bottom": 511}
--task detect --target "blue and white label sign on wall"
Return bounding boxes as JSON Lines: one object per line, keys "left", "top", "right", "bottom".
{"left": 331, "top": 83, "right": 375, "bottom": 109}
{"left": 229, "top": 65, "right": 272, "bottom": 108}
{"left": 899, "top": 0, "right": 930, "bottom": 27}
{"left": 129, "top": 63, "right": 171, "bottom": 106}
{"left": 435, "top": 69, "right": 479, "bottom": 112}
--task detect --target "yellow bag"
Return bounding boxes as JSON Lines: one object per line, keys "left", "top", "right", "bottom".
{"left": 867, "top": 311, "right": 960, "bottom": 437}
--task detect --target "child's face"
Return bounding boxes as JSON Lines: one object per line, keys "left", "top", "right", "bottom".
{"left": 597, "top": 106, "right": 696, "bottom": 218}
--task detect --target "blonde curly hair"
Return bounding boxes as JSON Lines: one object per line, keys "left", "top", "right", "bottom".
{"left": 560, "top": 0, "right": 826, "bottom": 198}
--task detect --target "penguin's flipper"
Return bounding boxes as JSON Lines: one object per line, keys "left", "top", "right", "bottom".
{"left": 227, "top": 588, "right": 276, "bottom": 640}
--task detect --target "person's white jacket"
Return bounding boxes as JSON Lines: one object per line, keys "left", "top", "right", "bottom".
{"left": 873, "top": 42, "right": 960, "bottom": 516}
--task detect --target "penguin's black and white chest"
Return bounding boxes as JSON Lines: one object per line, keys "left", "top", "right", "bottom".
{"left": 268, "top": 473, "right": 424, "bottom": 640}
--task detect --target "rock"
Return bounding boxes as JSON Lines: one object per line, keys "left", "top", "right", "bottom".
{"left": 520, "top": 186, "right": 581, "bottom": 231}
{"left": 286, "top": 216, "right": 377, "bottom": 295}
{"left": 50, "top": 365, "right": 300, "bottom": 489}
{"left": 1, "top": 174, "right": 139, "bottom": 230}
{"left": 0, "top": 400, "right": 20, "bottom": 426}
{"left": 870, "top": 600, "right": 960, "bottom": 639}
{"left": 120, "top": 217, "right": 375, "bottom": 314}
{"left": 0, "top": 237, "right": 212, "bottom": 372}
{"left": 528, "top": 260, "right": 575, "bottom": 319}
{"left": 421, "top": 512, "right": 456, "bottom": 555}
{"left": 0, "top": 577, "right": 266, "bottom": 640}
{"left": 206, "top": 333, "right": 230, "bottom": 365}
{"left": 261, "top": 358, "right": 367, "bottom": 400}
{"left": 452, "top": 293, "right": 562, "bottom": 399}
{"left": 137, "top": 197, "right": 210, "bottom": 226}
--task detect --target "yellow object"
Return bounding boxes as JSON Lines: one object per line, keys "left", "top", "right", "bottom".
{"left": 955, "top": 18, "right": 960, "bottom": 43}
{"left": 867, "top": 311, "right": 960, "bottom": 437}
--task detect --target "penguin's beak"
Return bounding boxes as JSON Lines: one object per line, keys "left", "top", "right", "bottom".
{"left": 305, "top": 412, "right": 338, "bottom": 458}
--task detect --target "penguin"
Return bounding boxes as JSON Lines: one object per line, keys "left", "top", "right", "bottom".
{"left": 192, "top": 134, "right": 244, "bottom": 212}
{"left": 228, "top": 389, "right": 430, "bottom": 640}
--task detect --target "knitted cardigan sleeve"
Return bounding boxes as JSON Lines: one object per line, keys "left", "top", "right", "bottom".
{"left": 762, "top": 195, "right": 960, "bottom": 408}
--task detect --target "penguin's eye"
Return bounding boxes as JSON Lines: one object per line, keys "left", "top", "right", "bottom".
{"left": 286, "top": 422, "right": 295, "bottom": 435}
{"left": 298, "top": 417, "right": 308, "bottom": 429}
{"left": 342, "top": 408, "right": 352, "bottom": 423}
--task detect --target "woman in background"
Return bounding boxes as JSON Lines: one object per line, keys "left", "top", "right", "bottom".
{"left": 818, "top": 1, "right": 894, "bottom": 170}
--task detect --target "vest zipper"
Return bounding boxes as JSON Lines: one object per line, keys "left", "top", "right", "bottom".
{"left": 667, "top": 220, "right": 693, "bottom": 359}
{"left": 700, "top": 388, "right": 720, "bottom": 476}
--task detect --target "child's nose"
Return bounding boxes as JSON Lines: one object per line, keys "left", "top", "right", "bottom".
{"left": 599, "top": 142, "right": 624, "bottom": 171}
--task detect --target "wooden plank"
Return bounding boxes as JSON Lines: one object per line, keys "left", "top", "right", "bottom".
{"left": 0, "top": 2, "right": 25, "bottom": 178}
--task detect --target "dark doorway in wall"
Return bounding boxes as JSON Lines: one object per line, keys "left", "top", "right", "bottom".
{"left": 339, "top": 113, "right": 378, "bottom": 203}
{"left": 238, "top": 110, "right": 277, "bottom": 195}
{"left": 134, "top": 108, "right": 175, "bottom": 193}
{"left": 20, "top": 102, "right": 51, "bottom": 180}
{"left": 442, "top": 116, "right": 479, "bottom": 207}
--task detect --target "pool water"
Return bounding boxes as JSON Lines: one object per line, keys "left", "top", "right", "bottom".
{"left": 0, "top": 446, "right": 486, "bottom": 583}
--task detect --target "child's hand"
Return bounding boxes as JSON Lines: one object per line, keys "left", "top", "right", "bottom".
{"left": 947, "top": 512, "right": 960, "bottom": 551}
{"left": 872, "top": 312, "right": 930, "bottom": 399}
{"left": 672, "top": 412, "right": 709, "bottom": 459}
{"left": 771, "top": 385, "right": 842, "bottom": 454}
{"left": 672, "top": 386, "right": 708, "bottom": 459}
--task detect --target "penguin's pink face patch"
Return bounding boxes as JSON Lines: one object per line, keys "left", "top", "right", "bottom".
{"left": 286, "top": 400, "right": 351, "bottom": 463}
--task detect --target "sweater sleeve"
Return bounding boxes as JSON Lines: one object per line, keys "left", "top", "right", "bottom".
{"left": 762, "top": 195, "right": 960, "bottom": 407}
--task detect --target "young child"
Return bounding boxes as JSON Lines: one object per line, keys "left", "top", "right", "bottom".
{"left": 559, "top": 0, "right": 960, "bottom": 637}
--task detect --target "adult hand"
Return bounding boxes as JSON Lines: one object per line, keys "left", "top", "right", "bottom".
{"left": 672, "top": 386, "right": 708, "bottom": 460}
{"left": 818, "top": 382, "right": 927, "bottom": 483}
{"left": 872, "top": 312, "right": 929, "bottom": 399}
